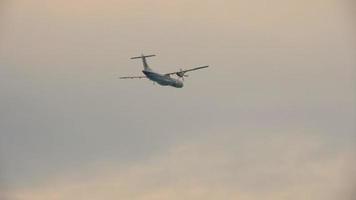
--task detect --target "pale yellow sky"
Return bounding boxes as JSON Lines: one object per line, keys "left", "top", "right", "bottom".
{"left": 0, "top": 0, "right": 355, "bottom": 199}
{"left": 4, "top": 130, "right": 356, "bottom": 200}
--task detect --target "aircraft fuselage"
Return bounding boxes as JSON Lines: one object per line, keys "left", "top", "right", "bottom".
{"left": 142, "top": 70, "right": 183, "bottom": 88}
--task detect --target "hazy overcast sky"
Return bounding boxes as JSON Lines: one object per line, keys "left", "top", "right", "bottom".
{"left": 0, "top": 0, "right": 355, "bottom": 200}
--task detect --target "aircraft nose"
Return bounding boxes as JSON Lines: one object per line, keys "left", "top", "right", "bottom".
{"left": 175, "top": 80, "right": 183, "bottom": 88}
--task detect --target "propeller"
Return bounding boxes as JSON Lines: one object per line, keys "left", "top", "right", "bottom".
{"left": 176, "top": 69, "right": 188, "bottom": 81}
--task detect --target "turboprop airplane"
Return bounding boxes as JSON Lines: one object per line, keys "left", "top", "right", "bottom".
{"left": 120, "top": 54, "right": 209, "bottom": 88}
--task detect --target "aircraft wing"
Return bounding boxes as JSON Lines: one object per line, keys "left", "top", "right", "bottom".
{"left": 119, "top": 75, "right": 147, "bottom": 79}
{"left": 165, "top": 65, "right": 209, "bottom": 76}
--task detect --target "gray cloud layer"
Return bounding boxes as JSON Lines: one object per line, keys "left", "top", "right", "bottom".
{"left": 0, "top": 0, "right": 355, "bottom": 199}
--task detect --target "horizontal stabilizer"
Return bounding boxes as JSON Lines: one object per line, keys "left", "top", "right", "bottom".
{"left": 131, "top": 55, "right": 156, "bottom": 59}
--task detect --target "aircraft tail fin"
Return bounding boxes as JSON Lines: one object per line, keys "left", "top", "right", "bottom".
{"left": 131, "top": 54, "right": 155, "bottom": 70}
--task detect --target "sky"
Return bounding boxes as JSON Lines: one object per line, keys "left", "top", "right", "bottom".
{"left": 0, "top": 0, "right": 355, "bottom": 199}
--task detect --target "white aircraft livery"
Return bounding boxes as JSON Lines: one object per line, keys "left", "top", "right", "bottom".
{"left": 120, "top": 54, "right": 209, "bottom": 88}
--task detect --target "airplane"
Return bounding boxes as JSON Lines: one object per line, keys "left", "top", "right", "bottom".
{"left": 120, "top": 54, "right": 209, "bottom": 88}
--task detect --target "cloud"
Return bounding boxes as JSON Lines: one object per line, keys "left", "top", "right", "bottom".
{"left": 4, "top": 130, "right": 355, "bottom": 200}
{"left": 1, "top": 1, "right": 355, "bottom": 199}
